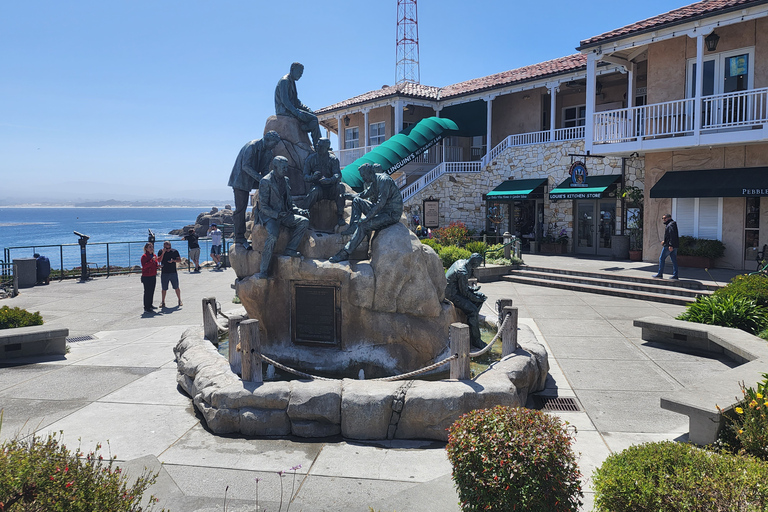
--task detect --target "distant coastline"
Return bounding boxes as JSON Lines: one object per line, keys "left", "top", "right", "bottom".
{"left": 1, "top": 200, "right": 229, "bottom": 208}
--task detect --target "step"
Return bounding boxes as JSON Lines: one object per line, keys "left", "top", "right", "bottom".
{"left": 500, "top": 275, "right": 697, "bottom": 306}
{"left": 522, "top": 266, "right": 720, "bottom": 291}
{"left": 509, "top": 269, "right": 712, "bottom": 299}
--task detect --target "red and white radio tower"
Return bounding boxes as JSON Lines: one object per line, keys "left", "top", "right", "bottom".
{"left": 395, "top": 0, "right": 420, "bottom": 85}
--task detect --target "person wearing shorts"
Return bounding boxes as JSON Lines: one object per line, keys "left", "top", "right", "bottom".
{"left": 208, "top": 223, "right": 223, "bottom": 268}
{"left": 158, "top": 240, "right": 182, "bottom": 308}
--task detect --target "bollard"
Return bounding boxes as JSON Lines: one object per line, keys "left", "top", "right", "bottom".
{"left": 228, "top": 314, "right": 246, "bottom": 375}
{"left": 240, "top": 319, "right": 262, "bottom": 383}
{"left": 202, "top": 297, "right": 218, "bottom": 341}
{"left": 450, "top": 323, "right": 470, "bottom": 380}
{"left": 501, "top": 306, "right": 519, "bottom": 356}
{"left": 503, "top": 232, "right": 512, "bottom": 260}
{"left": 13, "top": 262, "right": 18, "bottom": 297}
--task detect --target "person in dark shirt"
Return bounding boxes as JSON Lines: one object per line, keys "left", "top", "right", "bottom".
{"left": 33, "top": 253, "right": 51, "bottom": 285}
{"left": 182, "top": 229, "right": 201, "bottom": 272}
{"left": 157, "top": 240, "right": 182, "bottom": 308}
{"left": 653, "top": 213, "right": 679, "bottom": 280}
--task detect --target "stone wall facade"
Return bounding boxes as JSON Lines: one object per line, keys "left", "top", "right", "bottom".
{"left": 403, "top": 140, "right": 645, "bottom": 250}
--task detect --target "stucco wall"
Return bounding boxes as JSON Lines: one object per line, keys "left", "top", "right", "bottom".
{"left": 492, "top": 92, "right": 543, "bottom": 145}
{"left": 644, "top": 144, "right": 768, "bottom": 270}
{"left": 648, "top": 37, "right": 687, "bottom": 103}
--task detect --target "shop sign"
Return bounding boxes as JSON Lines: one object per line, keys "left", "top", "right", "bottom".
{"left": 569, "top": 161, "right": 588, "bottom": 188}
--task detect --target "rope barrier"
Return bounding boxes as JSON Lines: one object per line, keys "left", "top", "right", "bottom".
{"left": 469, "top": 312, "right": 510, "bottom": 358}
{"left": 257, "top": 353, "right": 336, "bottom": 381}
{"left": 206, "top": 301, "right": 229, "bottom": 331}
{"left": 372, "top": 354, "right": 458, "bottom": 381}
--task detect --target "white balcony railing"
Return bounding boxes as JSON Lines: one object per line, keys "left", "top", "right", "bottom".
{"left": 401, "top": 161, "right": 482, "bottom": 202}
{"left": 336, "top": 145, "right": 378, "bottom": 167}
{"left": 482, "top": 126, "right": 585, "bottom": 166}
{"left": 594, "top": 87, "right": 768, "bottom": 145}
{"left": 336, "top": 144, "right": 465, "bottom": 168}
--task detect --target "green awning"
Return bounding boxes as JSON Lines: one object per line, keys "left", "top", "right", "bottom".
{"left": 549, "top": 175, "right": 622, "bottom": 200}
{"left": 650, "top": 167, "right": 768, "bottom": 198}
{"left": 341, "top": 117, "right": 459, "bottom": 189}
{"left": 486, "top": 178, "right": 547, "bottom": 201}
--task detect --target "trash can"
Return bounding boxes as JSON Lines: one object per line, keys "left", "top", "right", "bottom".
{"left": 13, "top": 258, "right": 37, "bottom": 288}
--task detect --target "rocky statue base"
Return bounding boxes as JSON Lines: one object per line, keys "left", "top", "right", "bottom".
{"left": 230, "top": 208, "right": 458, "bottom": 378}
{"left": 175, "top": 324, "right": 549, "bottom": 441}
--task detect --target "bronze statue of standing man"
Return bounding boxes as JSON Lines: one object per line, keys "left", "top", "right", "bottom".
{"left": 228, "top": 131, "right": 281, "bottom": 249}
{"left": 275, "top": 62, "right": 321, "bottom": 150}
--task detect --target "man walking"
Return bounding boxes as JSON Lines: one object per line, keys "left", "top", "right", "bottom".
{"left": 182, "top": 228, "right": 201, "bottom": 272}
{"left": 653, "top": 213, "right": 679, "bottom": 280}
{"left": 208, "top": 223, "right": 223, "bottom": 269}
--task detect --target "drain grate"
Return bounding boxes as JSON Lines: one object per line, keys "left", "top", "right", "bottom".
{"left": 66, "top": 335, "right": 96, "bottom": 343}
{"left": 532, "top": 396, "right": 581, "bottom": 412}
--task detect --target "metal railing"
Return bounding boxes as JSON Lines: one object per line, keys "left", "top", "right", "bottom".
{"left": 593, "top": 87, "right": 768, "bottom": 144}
{"left": 482, "top": 126, "right": 585, "bottom": 166}
{"left": 2, "top": 237, "right": 232, "bottom": 281}
{"left": 0, "top": 261, "right": 18, "bottom": 297}
{"left": 401, "top": 161, "right": 483, "bottom": 202}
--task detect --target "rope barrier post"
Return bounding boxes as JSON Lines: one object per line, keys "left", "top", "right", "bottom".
{"left": 240, "top": 319, "right": 262, "bottom": 383}
{"left": 227, "top": 314, "right": 246, "bottom": 375}
{"left": 202, "top": 297, "right": 218, "bottom": 341}
{"left": 501, "top": 306, "right": 519, "bottom": 357}
{"left": 450, "top": 323, "right": 470, "bottom": 380}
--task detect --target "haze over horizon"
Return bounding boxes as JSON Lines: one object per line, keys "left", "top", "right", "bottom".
{"left": 2, "top": 0, "right": 690, "bottom": 203}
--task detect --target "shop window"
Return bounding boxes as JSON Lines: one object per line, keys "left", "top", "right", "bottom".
{"left": 369, "top": 122, "right": 385, "bottom": 146}
{"left": 745, "top": 197, "right": 760, "bottom": 261}
{"left": 344, "top": 127, "right": 359, "bottom": 149}
{"left": 673, "top": 197, "right": 722, "bottom": 239}
{"left": 563, "top": 105, "right": 586, "bottom": 128}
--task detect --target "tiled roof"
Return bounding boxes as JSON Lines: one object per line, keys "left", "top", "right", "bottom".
{"left": 317, "top": 54, "right": 587, "bottom": 114}
{"left": 580, "top": 0, "right": 768, "bottom": 48}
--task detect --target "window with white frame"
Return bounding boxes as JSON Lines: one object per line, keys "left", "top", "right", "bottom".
{"left": 369, "top": 122, "right": 385, "bottom": 145}
{"left": 344, "top": 127, "right": 359, "bottom": 149}
{"left": 673, "top": 197, "right": 723, "bottom": 240}
{"left": 563, "top": 105, "right": 586, "bottom": 128}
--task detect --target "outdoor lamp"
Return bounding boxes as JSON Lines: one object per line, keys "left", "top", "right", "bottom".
{"left": 344, "top": 115, "right": 350, "bottom": 127}
{"left": 705, "top": 31, "right": 720, "bottom": 52}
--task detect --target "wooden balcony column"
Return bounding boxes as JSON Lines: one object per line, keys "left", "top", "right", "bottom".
{"left": 693, "top": 31, "right": 705, "bottom": 143}
{"left": 363, "top": 108, "right": 370, "bottom": 147}
{"left": 546, "top": 83, "right": 559, "bottom": 142}
{"left": 585, "top": 51, "right": 598, "bottom": 152}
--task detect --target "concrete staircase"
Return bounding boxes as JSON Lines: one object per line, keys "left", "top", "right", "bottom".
{"left": 501, "top": 266, "right": 720, "bottom": 305}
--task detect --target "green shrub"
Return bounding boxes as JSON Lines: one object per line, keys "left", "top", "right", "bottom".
{"left": 446, "top": 406, "right": 582, "bottom": 512}
{"left": 592, "top": 441, "right": 768, "bottom": 512}
{"left": 714, "top": 273, "right": 768, "bottom": 308}
{"left": 761, "top": 328, "right": 768, "bottom": 341}
{"left": 0, "top": 429, "right": 165, "bottom": 511}
{"left": 438, "top": 246, "right": 472, "bottom": 269}
{"left": 464, "top": 241, "right": 488, "bottom": 255}
{"left": 678, "top": 235, "right": 726, "bottom": 258}
{"left": 432, "top": 221, "right": 470, "bottom": 247}
{"left": 717, "top": 374, "right": 768, "bottom": 460}
{"left": 420, "top": 238, "right": 443, "bottom": 253}
{"left": 0, "top": 306, "right": 43, "bottom": 330}
{"left": 676, "top": 294, "right": 768, "bottom": 335}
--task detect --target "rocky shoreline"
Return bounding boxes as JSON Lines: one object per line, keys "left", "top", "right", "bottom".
{"left": 169, "top": 205, "right": 235, "bottom": 237}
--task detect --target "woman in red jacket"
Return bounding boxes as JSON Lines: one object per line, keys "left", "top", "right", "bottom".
{"left": 141, "top": 242, "right": 159, "bottom": 313}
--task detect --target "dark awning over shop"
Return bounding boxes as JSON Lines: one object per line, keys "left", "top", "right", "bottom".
{"left": 650, "top": 167, "right": 768, "bottom": 198}
{"left": 549, "top": 175, "right": 621, "bottom": 200}
{"left": 485, "top": 178, "right": 548, "bottom": 201}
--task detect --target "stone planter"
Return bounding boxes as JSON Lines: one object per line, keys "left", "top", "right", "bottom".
{"left": 677, "top": 255, "right": 713, "bottom": 268}
{"left": 539, "top": 243, "right": 566, "bottom": 254}
{"left": 628, "top": 250, "right": 643, "bottom": 261}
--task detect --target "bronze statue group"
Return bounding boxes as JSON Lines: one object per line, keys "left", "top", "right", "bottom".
{"left": 226, "top": 62, "right": 486, "bottom": 347}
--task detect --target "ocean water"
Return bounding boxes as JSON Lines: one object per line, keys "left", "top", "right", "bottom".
{"left": 0, "top": 207, "right": 209, "bottom": 270}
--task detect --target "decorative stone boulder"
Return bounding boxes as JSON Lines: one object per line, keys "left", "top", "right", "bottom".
{"left": 231, "top": 217, "right": 459, "bottom": 378}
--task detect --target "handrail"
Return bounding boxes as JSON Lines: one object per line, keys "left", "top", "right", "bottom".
{"left": 482, "top": 127, "right": 585, "bottom": 166}
{"left": 401, "top": 161, "right": 482, "bottom": 202}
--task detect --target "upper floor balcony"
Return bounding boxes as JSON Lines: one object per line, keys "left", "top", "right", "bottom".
{"left": 592, "top": 87, "right": 768, "bottom": 153}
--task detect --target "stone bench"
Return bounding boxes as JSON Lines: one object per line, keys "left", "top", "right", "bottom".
{"left": 0, "top": 325, "right": 69, "bottom": 360}
{"left": 633, "top": 316, "right": 768, "bottom": 445}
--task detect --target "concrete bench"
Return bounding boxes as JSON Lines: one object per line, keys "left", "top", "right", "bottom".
{"left": 634, "top": 316, "right": 768, "bottom": 445}
{"left": 0, "top": 325, "right": 69, "bottom": 360}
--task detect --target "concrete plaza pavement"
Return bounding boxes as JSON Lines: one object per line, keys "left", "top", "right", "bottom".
{"left": 0, "top": 255, "right": 744, "bottom": 511}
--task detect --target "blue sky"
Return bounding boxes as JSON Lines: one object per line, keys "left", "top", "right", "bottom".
{"left": 1, "top": 0, "right": 689, "bottom": 204}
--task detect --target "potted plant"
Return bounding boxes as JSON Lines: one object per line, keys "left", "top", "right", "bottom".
{"left": 540, "top": 228, "right": 569, "bottom": 254}
{"left": 677, "top": 236, "right": 726, "bottom": 268}
{"left": 621, "top": 186, "right": 643, "bottom": 261}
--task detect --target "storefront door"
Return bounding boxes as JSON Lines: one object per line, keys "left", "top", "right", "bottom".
{"left": 576, "top": 201, "right": 616, "bottom": 255}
